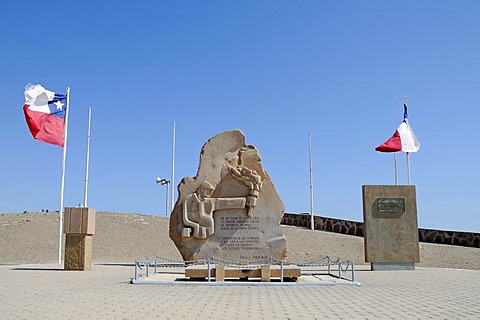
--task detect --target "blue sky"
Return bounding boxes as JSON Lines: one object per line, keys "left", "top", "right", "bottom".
{"left": 1, "top": 1, "right": 478, "bottom": 232}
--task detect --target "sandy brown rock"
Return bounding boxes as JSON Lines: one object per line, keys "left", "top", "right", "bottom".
{"left": 169, "top": 130, "right": 287, "bottom": 261}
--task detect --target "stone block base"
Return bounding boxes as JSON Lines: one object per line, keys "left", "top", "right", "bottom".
{"left": 185, "top": 265, "right": 300, "bottom": 282}
{"left": 371, "top": 262, "right": 415, "bottom": 271}
{"left": 64, "top": 234, "right": 92, "bottom": 271}
{"left": 362, "top": 185, "right": 420, "bottom": 264}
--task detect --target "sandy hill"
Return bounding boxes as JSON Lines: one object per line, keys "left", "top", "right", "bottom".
{"left": 1, "top": 211, "right": 479, "bottom": 270}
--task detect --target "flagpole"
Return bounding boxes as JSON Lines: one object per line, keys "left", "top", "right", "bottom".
{"left": 308, "top": 133, "right": 315, "bottom": 230}
{"left": 407, "top": 152, "right": 411, "bottom": 185}
{"left": 170, "top": 121, "right": 176, "bottom": 215}
{"left": 83, "top": 107, "right": 92, "bottom": 207}
{"left": 404, "top": 96, "right": 412, "bottom": 185}
{"left": 394, "top": 152, "right": 398, "bottom": 185}
{"left": 58, "top": 87, "right": 71, "bottom": 264}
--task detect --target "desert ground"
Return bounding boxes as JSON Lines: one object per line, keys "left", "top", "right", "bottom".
{"left": 1, "top": 211, "right": 479, "bottom": 270}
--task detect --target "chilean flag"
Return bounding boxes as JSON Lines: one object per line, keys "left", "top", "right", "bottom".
{"left": 375, "top": 104, "right": 420, "bottom": 153}
{"left": 23, "top": 84, "right": 66, "bottom": 147}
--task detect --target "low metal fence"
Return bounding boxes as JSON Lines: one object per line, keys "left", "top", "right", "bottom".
{"left": 133, "top": 255, "right": 356, "bottom": 284}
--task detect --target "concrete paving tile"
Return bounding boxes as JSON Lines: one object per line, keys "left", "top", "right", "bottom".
{"left": 1, "top": 264, "right": 480, "bottom": 319}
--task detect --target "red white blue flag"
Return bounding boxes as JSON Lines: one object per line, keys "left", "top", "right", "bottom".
{"left": 375, "top": 103, "right": 420, "bottom": 153}
{"left": 23, "top": 84, "right": 66, "bottom": 147}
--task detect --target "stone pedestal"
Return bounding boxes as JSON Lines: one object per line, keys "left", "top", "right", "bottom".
{"left": 362, "top": 185, "right": 419, "bottom": 270}
{"left": 184, "top": 265, "right": 300, "bottom": 282}
{"left": 64, "top": 234, "right": 93, "bottom": 271}
{"left": 63, "top": 207, "right": 96, "bottom": 271}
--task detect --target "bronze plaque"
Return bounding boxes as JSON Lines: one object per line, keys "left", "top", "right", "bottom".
{"left": 377, "top": 197, "right": 405, "bottom": 213}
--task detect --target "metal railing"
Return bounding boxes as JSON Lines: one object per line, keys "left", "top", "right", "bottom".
{"left": 133, "top": 255, "right": 356, "bottom": 283}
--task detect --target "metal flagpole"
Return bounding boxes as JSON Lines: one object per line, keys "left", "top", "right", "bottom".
{"left": 394, "top": 152, "right": 398, "bottom": 185}
{"left": 308, "top": 133, "right": 315, "bottom": 230}
{"left": 407, "top": 152, "right": 411, "bottom": 185}
{"left": 404, "top": 96, "right": 411, "bottom": 185}
{"left": 170, "top": 121, "right": 176, "bottom": 215}
{"left": 58, "top": 87, "right": 71, "bottom": 264}
{"left": 83, "top": 107, "right": 92, "bottom": 207}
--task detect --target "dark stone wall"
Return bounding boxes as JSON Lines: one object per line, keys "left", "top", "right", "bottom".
{"left": 281, "top": 213, "right": 479, "bottom": 248}
{"left": 418, "top": 228, "right": 480, "bottom": 248}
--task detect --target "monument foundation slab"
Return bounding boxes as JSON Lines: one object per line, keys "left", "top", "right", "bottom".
{"left": 185, "top": 265, "right": 301, "bottom": 282}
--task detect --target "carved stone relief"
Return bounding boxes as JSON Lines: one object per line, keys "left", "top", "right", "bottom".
{"left": 169, "top": 130, "right": 287, "bottom": 261}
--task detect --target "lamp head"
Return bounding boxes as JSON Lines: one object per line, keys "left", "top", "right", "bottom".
{"left": 156, "top": 177, "right": 170, "bottom": 185}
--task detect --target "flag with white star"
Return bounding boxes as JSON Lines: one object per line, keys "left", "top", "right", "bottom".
{"left": 23, "top": 84, "right": 67, "bottom": 147}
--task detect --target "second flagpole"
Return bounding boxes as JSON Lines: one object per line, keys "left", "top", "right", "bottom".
{"left": 308, "top": 133, "right": 315, "bottom": 230}
{"left": 394, "top": 152, "right": 398, "bottom": 185}
{"left": 171, "top": 121, "right": 176, "bottom": 214}
{"left": 407, "top": 152, "right": 411, "bottom": 185}
{"left": 83, "top": 107, "right": 92, "bottom": 207}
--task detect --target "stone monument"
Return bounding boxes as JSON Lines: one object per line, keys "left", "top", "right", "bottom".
{"left": 362, "top": 185, "right": 419, "bottom": 270}
{"left": 169, "top": 130, "right": 287, "bottom": 263}
{"left": 63, "top": 207, "right": 96, "bottom": 271}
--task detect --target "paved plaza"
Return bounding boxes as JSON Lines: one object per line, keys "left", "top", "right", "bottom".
{"left": 1, "top": 263, "right": 479, "bottom": 319}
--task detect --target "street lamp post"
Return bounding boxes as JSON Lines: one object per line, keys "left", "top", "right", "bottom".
{"left": 156, "top": 178, "right": 170, "bottom": 217}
